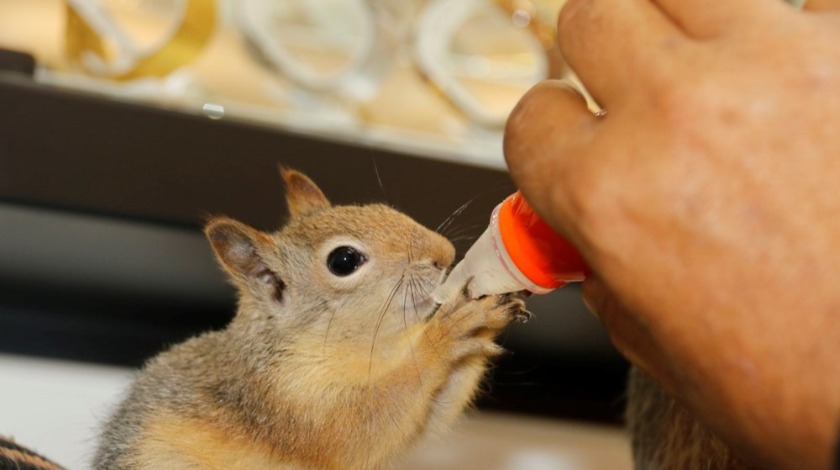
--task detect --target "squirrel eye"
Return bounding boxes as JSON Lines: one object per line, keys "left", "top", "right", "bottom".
{"left": 327, "top": 246, "right": 367, "bottom": 277}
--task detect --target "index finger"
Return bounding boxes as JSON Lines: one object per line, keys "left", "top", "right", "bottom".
{"left": 504, "top": 80, "right": 599, "bottom": 248}
{"left": 557, "top": 0, "right": 685, "bottom": 106}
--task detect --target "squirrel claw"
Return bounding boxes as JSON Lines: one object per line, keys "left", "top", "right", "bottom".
{"left": 497, "top": 294, "right": 530, "bottom": 322}
{"left": 513, "top": 308, "right": 533, "bottom": 323}
{"left": 459, "top": 276, "right": 476, "bottom": 299}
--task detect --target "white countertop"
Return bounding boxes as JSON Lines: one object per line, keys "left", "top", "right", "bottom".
{"left": 0, "top": 353, "right": 632, "bottom": 469}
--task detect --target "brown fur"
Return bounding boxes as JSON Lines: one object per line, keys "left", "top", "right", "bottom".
{"left": 627, "top": 367, "right": 758, "bottom": 470}
{"left": 94, "top": 169, "right": 526, "bottom": 470}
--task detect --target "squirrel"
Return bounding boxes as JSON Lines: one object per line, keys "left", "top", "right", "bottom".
{"left": 93, "top": 168, "right": 528, "bottom": 470}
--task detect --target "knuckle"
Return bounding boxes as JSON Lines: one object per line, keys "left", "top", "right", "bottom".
{"left": 556, "top": 0, "right": 588, "bottom": 48}
{"left": 504, "top": 83, "right": 560, "bottom": 175}
{"left": 504, "top": 82, "right": 551, "bottom": 152}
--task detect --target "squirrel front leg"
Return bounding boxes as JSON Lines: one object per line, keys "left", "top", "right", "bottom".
{"left": 344, "top": 294, "right": 526, "bottom": 468}
{"left": 416, "top": 293, "right": 528, "bottom": 437}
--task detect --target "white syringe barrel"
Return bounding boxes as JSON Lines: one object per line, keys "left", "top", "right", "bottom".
{"left": 433, "top": 192, "right": 587, "bottom": 303}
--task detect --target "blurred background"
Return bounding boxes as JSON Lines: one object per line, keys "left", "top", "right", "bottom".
{"left": 0, "top": 1, "right": 630, "bottom": 468}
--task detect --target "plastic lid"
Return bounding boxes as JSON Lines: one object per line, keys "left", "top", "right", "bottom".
{"left": 496, "top": 192, "right": 587, "bottom": 289}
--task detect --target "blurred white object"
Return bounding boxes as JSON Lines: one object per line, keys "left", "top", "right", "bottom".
{"left": 237, "top": 0, "right": 398, "bottom": 102}
{"left": 413, "top": 0, "right": 548, "bottom": 127}
{"left": 238, "top": 0, "right": 549, "bottom": 128}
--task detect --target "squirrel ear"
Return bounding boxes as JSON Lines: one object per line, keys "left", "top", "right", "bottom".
{"left": 280, "top": 167, "right": 331, "bottom": 218}
{"left": 205, "top": 217, "right": 285, "bottom": 300}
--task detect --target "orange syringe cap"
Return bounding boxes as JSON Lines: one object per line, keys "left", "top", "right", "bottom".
{"left": 495, "top": 192, "right": 588, "bottom": 292}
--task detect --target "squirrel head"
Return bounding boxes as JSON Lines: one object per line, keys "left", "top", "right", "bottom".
{"left": 205, "top": 168, "right": 456, "bottom": 352}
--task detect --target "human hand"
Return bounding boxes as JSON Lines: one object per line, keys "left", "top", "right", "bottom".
{"left": 504, "top": 1, "right": 840, "bottom": 469}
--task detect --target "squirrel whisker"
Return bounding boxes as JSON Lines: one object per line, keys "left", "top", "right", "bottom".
{"left": 435, "top": 196, "right": 477, "bottom": 235}
{"left": 368, "top": 275, "right": 405, "bottom": 383}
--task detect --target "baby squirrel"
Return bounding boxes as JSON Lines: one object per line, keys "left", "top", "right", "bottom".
{"left": 94, "top": 169, "right": 527, "bottom": 470}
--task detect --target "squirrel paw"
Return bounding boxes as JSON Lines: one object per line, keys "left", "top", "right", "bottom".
{"left": 431, "top": 290, "right": 529, "bottom": 360}
{"left": 479, "top": 293, "right": 530, "bottom": 331}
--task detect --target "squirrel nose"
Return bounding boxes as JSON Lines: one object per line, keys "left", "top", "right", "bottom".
{"left": 413, "top": 227, "right": 455, "bottom": 269}
{"left": 429, "top": 232, "right": 456, "bottom": 270}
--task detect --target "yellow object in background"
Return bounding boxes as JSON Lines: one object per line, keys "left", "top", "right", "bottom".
{"left": 63, "top": 0, "right": 216, "bottom": 80}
